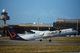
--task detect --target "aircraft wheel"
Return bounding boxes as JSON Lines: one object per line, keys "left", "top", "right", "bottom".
{"left": 49, "top": 39, "right": 51, "bottom": 42}
{"left": 40, "top": 39, "right": 42, "bottom": 41}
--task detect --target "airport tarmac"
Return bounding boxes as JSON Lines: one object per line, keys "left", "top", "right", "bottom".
{"left": 0, "top": 37, "right": 80, "bottom": 45}
{"left": 0, "top": 40, "right": 80, "bottom": 45}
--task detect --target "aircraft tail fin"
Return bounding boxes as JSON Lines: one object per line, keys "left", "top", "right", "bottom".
{"left": 7, "top": 26, "right": 23, "bottom": 40}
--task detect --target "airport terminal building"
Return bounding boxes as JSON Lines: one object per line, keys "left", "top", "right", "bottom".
{"left": 0, "top": 18, "right": 80, "bottom": 36}
{"left": 0, "top": 23, "right": 54, "bottom": 36}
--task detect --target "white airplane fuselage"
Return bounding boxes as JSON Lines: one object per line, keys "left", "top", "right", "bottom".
{"left": 7, "top": 28, "right": 77, "bottom": 40}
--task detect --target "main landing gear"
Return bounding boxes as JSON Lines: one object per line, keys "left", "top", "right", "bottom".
{"left": 49, "top": 39, "right": 52, "bottom": 42}
{"left": 40, "top": 39, "right": 42, "bottom": 41}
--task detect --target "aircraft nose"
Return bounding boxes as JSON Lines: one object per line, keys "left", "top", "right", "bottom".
{"left": 73, "top": 30, "right": 78, "bottom": 34}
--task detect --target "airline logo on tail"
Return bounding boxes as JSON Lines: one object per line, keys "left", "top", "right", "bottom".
{"left": 7, "top": 29, "right": 16, "bottom": 38}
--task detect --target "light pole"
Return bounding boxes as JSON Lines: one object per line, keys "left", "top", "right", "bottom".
{"left": 49, "top": 24, "right": 51, "bottom": 31}
{"left": 38, "top": 18, "right": 39, "bottom": 30}
{"left": 0, "top": 9, "right": 10, "bottom": 36}
{"left": 77, "top": 20, "right": 78, "bottom": 35}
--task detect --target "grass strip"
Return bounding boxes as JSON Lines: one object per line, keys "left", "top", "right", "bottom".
{"left": 0, "top": 44, "right": 80, "bottom": 53}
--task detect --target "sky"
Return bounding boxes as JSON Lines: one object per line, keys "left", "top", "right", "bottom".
{"left": 0, "top": 0, "right": 80, "bottom": 24}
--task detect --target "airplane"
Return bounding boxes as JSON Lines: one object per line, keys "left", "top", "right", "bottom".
{"left": 7, "top": 27, "right": 77, "bottom": 42}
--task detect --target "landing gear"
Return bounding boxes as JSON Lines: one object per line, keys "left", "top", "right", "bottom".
{"left": 49, "top": 39, "right": 51, "bottom": 42}
{"left": 40, "top": 39, "right": 42, "bottom": 41}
